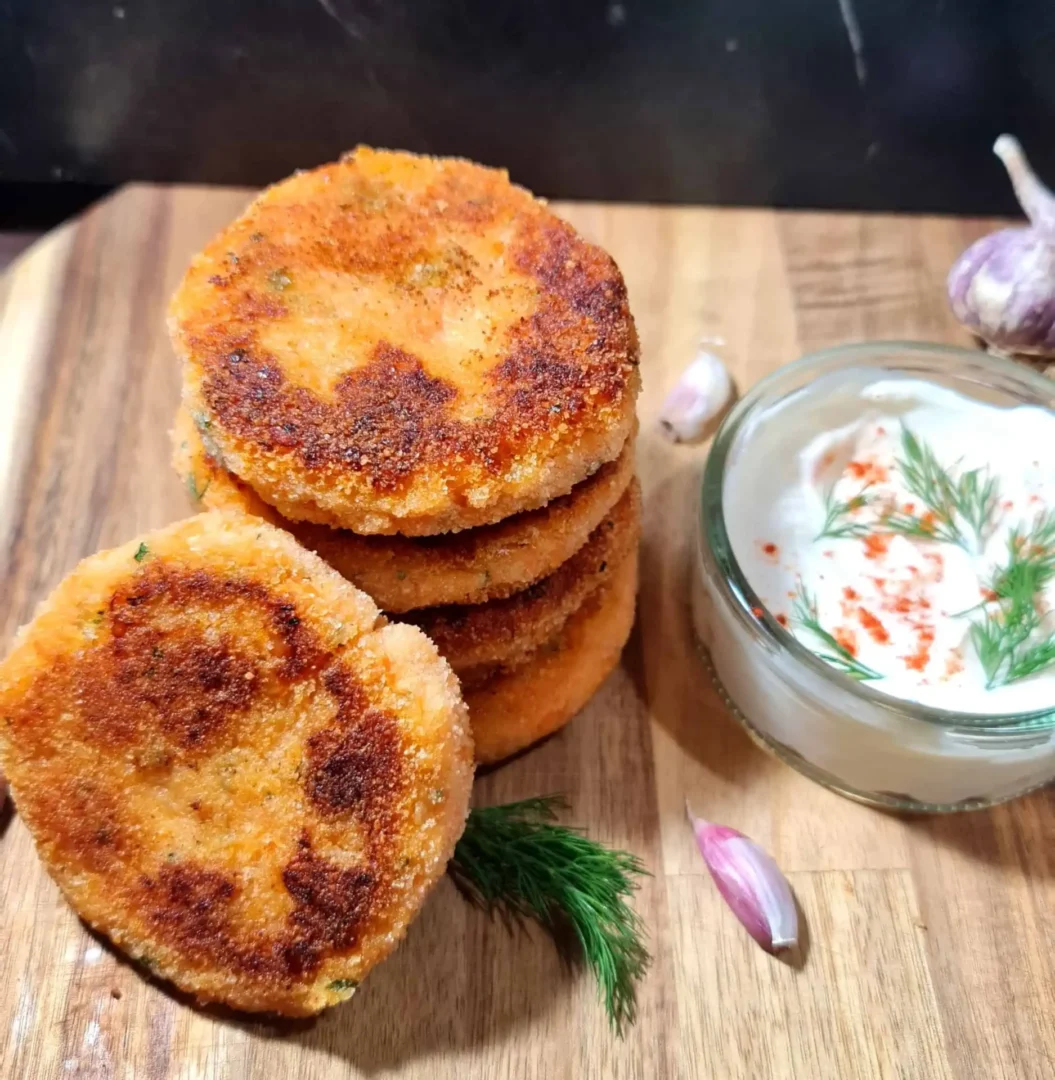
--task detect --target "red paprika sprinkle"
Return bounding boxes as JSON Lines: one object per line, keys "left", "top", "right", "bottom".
{"left": 843, "top": 586, "right": 860, "bottom": 601}
{"left": 751, "top": 606, "right": 764, "bottom": 618}
{"left": 858, "top": 607, "right": 890, "bottom": 644}
{"left": 863, "top": 534, "right": 890, "bottom": 560}
{"left": 902, "top": 625, "right": 935, "bottom": 672}
{"left": 776, "top": 613, "right": 789, "bottom": 627}
{"left": 761, "top": 542, "right": 779, "bottom": 559}
{"left": 834, "top": 627, "right": 859, "bottom": 656}
{"left": 847, "top": 460, "right": 889, "bottom": 484}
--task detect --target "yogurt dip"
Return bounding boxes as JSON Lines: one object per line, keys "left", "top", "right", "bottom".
{"left": 731, "top": 376, "right": 1055, "bottom": 712}
{"left": 695, "top": 349, "right": 1055, "bottom": 810}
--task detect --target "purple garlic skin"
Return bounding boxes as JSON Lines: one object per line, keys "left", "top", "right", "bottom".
{"left": 946, "top": 135, "right": 1055, "bottom": 357}
{"left": 948, "top": 228, "right": 1055, "bottom": 355}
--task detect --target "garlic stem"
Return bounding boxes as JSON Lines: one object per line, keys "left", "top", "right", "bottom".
{"left": 993, "top": 135, "right": 1055, "bottom": 237}
{"left": 685, "top": 802, "right": 799, "bottom": 954}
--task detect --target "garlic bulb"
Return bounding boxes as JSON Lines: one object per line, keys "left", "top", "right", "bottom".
{"left": 658, "top": 348, "right": 733, "bottom": 443}
{"left": 686, "top": 803, "right": 798, "bottom": 954}
{"left": 947, "top": 136, "right": 1055, "bottom": 357}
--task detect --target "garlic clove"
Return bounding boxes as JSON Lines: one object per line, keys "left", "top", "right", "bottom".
{"left": 658, "top": 348, "right": 733, "bottom": 444}
{"left": 686, "top": 803, "right": 798, "bottom": 953}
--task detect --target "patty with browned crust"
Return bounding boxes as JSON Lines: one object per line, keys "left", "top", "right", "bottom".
{"left": 404, "top": 480, "right": 640, "bottom": 684}
{"left": 466, "top": 539, "right": 639, "bottom": 764}
{"left": 0, "top": 512, "right": 473, "bottom": 1015}
{"left": 169, "top": 147, "right": 640, "bottom": 536}
{"left": 173, "top": 406, "right": 635, "bottom": 612}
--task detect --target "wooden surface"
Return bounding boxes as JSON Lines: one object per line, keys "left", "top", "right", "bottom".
{"left": 0, "top": 188, "right": 1053, "bottom": 1080}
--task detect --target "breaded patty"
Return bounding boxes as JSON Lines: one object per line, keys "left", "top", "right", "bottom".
{"left": 405, "top": 480, "right": 640, "bottom": 683}
{"left": 169, "top": 147, "right": 640, "bottom": 535}
{"left": 0, "top": 513, "right": 473, "bottom": 1016}
{"left": 466, "top": 542, "right": 638, "bottom": 764}
{"left": 173, "top": 407, "right": 635, "bottom": 612}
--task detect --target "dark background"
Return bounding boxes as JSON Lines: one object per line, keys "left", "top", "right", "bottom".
{"left": 1, "top": 0, "right": 1053, "bottom": 227}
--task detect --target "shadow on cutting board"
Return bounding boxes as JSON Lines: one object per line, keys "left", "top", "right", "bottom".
{"left": 627, "top": 463, "right": 769, "bottom": 788}
{"left": 291, "top": 879, "right": 572, "bottom": 1071}
{"left": 900, "top": 788, "right": 1055, "bottom": 880}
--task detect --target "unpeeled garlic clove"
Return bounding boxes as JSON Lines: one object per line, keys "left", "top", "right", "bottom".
{"left": 686, "top": 803, "right": 798, "bottom": 953}
{"left": 658, "top": 348, "right": 733, "bottom": 443}
{"left": 947, "top": 136, "right": 1055, "bottom": 358}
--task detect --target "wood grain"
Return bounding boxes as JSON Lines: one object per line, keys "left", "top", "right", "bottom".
{"left": 0, "top": 186, "right": 1052, "bottom": 1079}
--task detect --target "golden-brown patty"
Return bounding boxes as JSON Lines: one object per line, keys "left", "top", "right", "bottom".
{"left": 173, "top": 407, "right": 635, "bottom": 612}
{"left": 169, "top": 146, "right": 640, "bottom": 535}
{"left": 466, "top": 543, "right": 638, "bottom": 764}
{"left": 405, "top": 480, "right": 640, "bottom": 682}
{"left": 0, "top": 512, "right": 473, "bottom": 1016}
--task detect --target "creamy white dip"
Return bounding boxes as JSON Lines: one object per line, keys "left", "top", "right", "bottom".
{"left": 695, "top": 366, "right": 1055, "bottom": 807}
{"left": 728, "top": 376, "right": 1055, "bottom": 713}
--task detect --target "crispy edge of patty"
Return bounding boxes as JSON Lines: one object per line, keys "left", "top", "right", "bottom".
{"left": 0, "top": 511, "right": 473, "bottom": 1015}
{"left": 172, "top": 406, "right": 636, "bottom": 611}
{"left": 465, "top": 542, "right": 639, "bottom": 765}
{"left": 170, "top": 147, "right": 640, "bottom": 535}
{"left": 405, "top": 479, "right": 641, "bottom": 677}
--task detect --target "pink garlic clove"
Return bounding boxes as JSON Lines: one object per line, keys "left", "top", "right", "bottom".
{"left": 658, "top": 348, "right": 733, "bottom": 444}
{"left": 686, "top": 803, "right": 798, "bottom": 953}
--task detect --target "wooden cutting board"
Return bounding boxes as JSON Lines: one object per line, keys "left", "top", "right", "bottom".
{"left": 0, "top": 187, "right": 1052, "bottom": 1080}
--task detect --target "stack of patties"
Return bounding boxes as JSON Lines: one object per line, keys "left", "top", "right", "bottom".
{"left": 169, "top": 148, "right": 641, "bottom": 763}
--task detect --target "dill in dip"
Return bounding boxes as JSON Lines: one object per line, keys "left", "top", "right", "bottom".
{"left": 728, "top": 375, "right": 1055, "bottom": 714}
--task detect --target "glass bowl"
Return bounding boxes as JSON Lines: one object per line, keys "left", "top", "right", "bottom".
{"left": 693, "top": 341, "right": 1055, "bottom": 812}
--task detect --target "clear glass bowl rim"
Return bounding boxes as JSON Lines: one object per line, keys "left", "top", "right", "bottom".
{"left": 699, "top": 339, "right": 1055, "bottom": 733}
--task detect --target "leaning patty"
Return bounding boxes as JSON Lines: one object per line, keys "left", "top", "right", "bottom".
{"left": 0, "top": 512, "right": 473, "bottom": 1015}
{"left": 169, "top": 146, "right": 640, "bottom": 535}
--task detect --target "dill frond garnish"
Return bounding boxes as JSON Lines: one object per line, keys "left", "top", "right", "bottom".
{"left": 816, "top": 485, "right": 875, "bottom": 540}
{"left": 449, "top": 797, "right": 650, "bottom": 1035}
{"left": 969, "top": 510, "right": 1055, "bottom": 688}
{"left": 889, "top": 427, "right": 997, "bottom": 549}
{"left": 953, "top": 468, "right": 1000, "bottom": 546}
{"left": 814, "top": 430, "right": 997, "bottom": 549}
{"left": 791, "top": 584, "right": 882, "bottom": 681}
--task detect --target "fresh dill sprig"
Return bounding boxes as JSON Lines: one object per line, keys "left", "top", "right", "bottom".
{"left": 816, "top": 485, "right": 874, "bottom": 540}
{"left": 893, "top": 427, "right": 965, "bottom": 545}
{"left": 814, "top": 430, "right": 997, "bottom": 549}
{"left": 891, "top": 427, "right": 997, "bottom": 549}
{"left": 970, "top": 509, "right": 1055, "bottom": 687}
{"left": 791, "top": 584, "right": 882, "bottom": 681}
{"left": 953, "top": 468, "right": 1000, "bottom": 546}
{"left": 449, "top": 796, "right": 650, "bottom": 1035}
